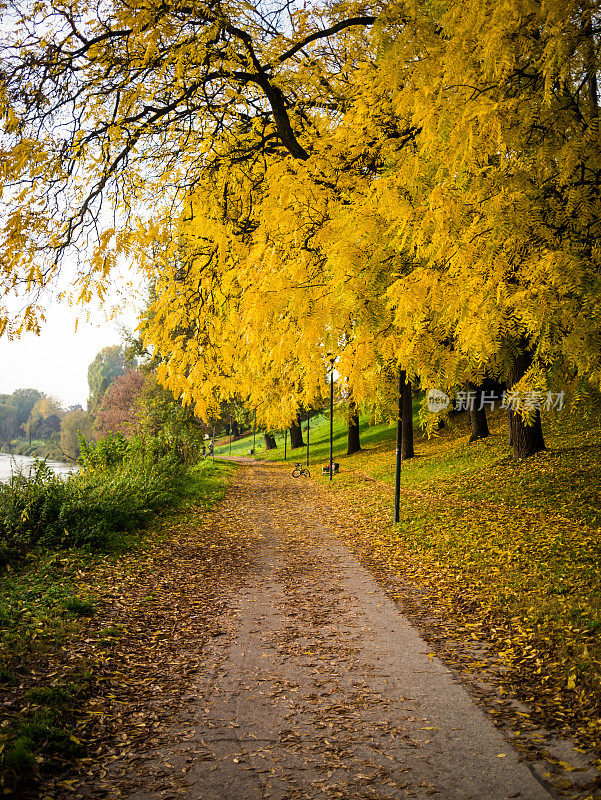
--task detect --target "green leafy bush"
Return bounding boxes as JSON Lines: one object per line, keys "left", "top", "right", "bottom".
{"left": 77, "top": 431, "right": 130, "bottom": 471}
{"left": 0, "top": 449, "right": 187, "bottom": 564}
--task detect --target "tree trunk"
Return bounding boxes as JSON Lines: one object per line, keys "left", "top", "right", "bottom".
{"left": 263, "top": 433, "right": 277, "bottom": 450}
{"left": 468, "top": 383, "right": 490, "bottom": 442}
{"left": 289, "top": 414, "right": 304, "bottom": 449}
{"left": 401, "top": 380, "right": 415, "bottom": 459}
{"left": 231, "top": 419, "right": 240, "bottom": 438}
{"left": 507, "top": 352, "right": 545, "bottom": 458}
{"left": 347, "top": 400, "right": 361, "bottom": 455}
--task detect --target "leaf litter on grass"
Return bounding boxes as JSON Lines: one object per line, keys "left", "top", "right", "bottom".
{"left": 316, "top": 464, "right": 601, "bottom": 799}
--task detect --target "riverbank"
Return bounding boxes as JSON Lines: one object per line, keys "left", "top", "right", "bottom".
{"left": 0, "top": 438, "right": 70, "bottom": 464}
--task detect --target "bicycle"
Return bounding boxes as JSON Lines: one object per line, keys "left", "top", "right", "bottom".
{"left": 292, "top": 461, "right": 310, "bottom": 478}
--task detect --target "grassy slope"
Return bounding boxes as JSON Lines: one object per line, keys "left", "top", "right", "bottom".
{"left": 0, "top": 460, "right": 233, "bottom": 664}
{"left": 257, "top": 406, "right": 601, "bottom": 755}
{"left": 0, "top": 459, "right": 235, "bottom": 792}
{"left": 231, "top": 414, "right": 397, "bottom": 465}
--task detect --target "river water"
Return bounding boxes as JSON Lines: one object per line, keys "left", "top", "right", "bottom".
{"left": 0, "top": 451, "right": 78, "bottom": 483}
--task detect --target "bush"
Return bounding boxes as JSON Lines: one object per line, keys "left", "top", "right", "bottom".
{"left": 77, "top": 432, "right": 129, "bottom": 471}
{"left": 0, "top": 450, "right": 187, "bottom": 564}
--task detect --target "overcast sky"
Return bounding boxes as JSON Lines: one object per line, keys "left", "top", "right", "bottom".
{"left": 0, "top": 275, "right": 143, "bottom": 409}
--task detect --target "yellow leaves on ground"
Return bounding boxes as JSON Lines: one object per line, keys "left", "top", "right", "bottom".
{"left": 322, "top": 409, "right": 601, "bottom": 755}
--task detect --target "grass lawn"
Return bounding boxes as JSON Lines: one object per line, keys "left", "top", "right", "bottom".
{"left": 254, "top": 413, "right": 400, "bottom": 468}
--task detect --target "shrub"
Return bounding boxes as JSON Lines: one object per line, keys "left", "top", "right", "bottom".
{"left": 0, "top": 449, "right": 187, "bottom": 564}
{"left": 78, "top": 432, "right": 129, "bottom": 471}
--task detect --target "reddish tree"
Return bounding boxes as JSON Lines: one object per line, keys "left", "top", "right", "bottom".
{"left": 94, "top": 369, "right": 146, "bottom": 437}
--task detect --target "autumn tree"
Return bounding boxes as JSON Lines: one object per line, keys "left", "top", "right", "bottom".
{"left": 289, "top": 412, "right": 305, "bottom": 450}
{"left": 3, "top": 0, "right": 601, "bottom": 459}
{"left": 263, "top": 432, "right": 277, "bottom": 451}
{"left": 1, "top": 0, "right": 389, "bottom": 435}
{"left": 347, "top": 399, "right": 361, "bottom": 456}
{"left": 134, "top": 374, "right": 205, "bottom": 463}
{"left": 0, "top": 409, "right": 18, "bottom": 446}
{"left": 95, "top": 369, "right": 146, "bottom": 437}
{"left": 467, "top": 385, "right": 491, "bottom": 444}
{"left": 60, "top": 409, "right": 94, "bottom": 460}
{"left": 361, "top": 0, "right": 601, "bottom": 456}
{"left": 22, "top": 395, "right": 64, "bottom": 443}
{"left": 0, "top": 389, "right": 42, "bottom": 444}
{"left": 0, "top": 0, "right": 378, "bottom": 334}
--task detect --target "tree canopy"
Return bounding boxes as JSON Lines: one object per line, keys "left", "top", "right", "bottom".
{"left": 0, "top": 0, "right": 378, "bottom": 332}
{"left": 87, "top": 345, "right": 132, "bottom": 413}
{"left": 2, "top": 0, "right": 600, "bottom": 449}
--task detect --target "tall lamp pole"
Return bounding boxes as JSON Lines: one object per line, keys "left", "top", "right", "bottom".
{"left": 212, "top": 425, "right": 215, "bottom": 464}
{"left": 329, "top": 356, "right": 335, "bottom": 481}
{"left": 229, "top": 418, "right": 232, "bottom": 454}
{"left": 394, "top": 367, "right": 406, "bottom": 523}
{"left": 284, "top": 429, "right": 287, "bottom": 461}
{"left": 253, "top": 408, "right": 256, "bottom": 454}
{"left": 306, "top": 410, "right": 310, "bottom": 468}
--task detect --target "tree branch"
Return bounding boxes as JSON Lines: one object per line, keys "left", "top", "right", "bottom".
{"left": 276, "top": 16, "right": 377, "bottom": 64}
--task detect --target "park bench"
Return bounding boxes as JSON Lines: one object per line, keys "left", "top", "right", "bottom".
{"left": 322, "top": 462, "right": 340, "bottom": 475}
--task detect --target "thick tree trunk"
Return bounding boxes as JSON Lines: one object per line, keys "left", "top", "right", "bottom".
{"left": 347, "top": 400, "right": 361, "bottom": 455}
{"left": 230, "top": 419, "right": 240, "bottom": 438}
{"left": 263, "top": 433, "right": 277, "bottom": 450}
{"left": 468, "top": 383, "right": 490, "bottom": 442}
{"left": 289, "top": 414, "right": 305, "bottom": 449}
{"left": 401, "top": 380, "right": 415, "bottom": 459}
{"left": 507, "top": 352, "right": 545, "bottom": 458}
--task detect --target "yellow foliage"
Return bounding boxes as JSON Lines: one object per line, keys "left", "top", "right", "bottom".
{"left": 2, "top": 0, "right": 601, "bottom": 425}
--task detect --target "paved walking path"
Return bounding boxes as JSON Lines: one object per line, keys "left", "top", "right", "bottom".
{"left": 127, "top": 462, "right": 552, "bottom": 800}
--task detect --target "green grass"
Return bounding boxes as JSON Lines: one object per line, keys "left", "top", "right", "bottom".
{"left": 213, "top": 430, "right": 263, "bottom": 457}
{"left": 253, "top": 403, "right": 601, "bottom": 531}
{"left": 184, "top": 459, "right": 236, "bottom": 507}
{"left": 212, "top": 413, "right": 402, "bottom": 461}
{"left": 64, "top": 597, "right": 95, "bottom": 616}
{"left": 25, "top": 683, "right": 76, "bottom": 706}
{"left": 251, "top": 413, "right": 402, "bottom": 467}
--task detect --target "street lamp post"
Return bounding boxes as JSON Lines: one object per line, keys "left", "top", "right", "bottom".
{"left": 229, "top": 418, "right": 232, "bottom": 454}
{"left": 394, "top": 367, "right": 406, "bottom": 524}
{"left": 306, "top": 411, "right": 310, "bottom": 468}
{"left": 212, "top": 425, "right": 215, "bottom": 464}
{"left": 253, "top": 408, "right": 256, "bottom": 454}
{"left": 329, "top": 356, "right": 335, "bottom": 481}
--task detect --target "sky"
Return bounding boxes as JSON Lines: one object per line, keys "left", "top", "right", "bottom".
{"left": 0, "top": 276, "right": 143, "bottom": 409}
